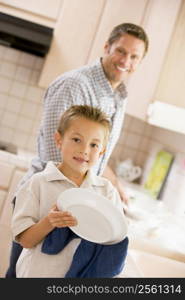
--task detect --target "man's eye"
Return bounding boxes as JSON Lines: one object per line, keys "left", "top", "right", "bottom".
{"left": 131, "top": 55, "right": 138, "bottom": 60}
{"left": 117, "top": 49, "right": 123, "bottom": 54}
{"left": 117, "top": 48, "right": 125, "bottom": 56}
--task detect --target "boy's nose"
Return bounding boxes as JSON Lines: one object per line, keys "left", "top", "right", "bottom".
{"left": 79, "top": 145, "right": 88, "bottom": 155}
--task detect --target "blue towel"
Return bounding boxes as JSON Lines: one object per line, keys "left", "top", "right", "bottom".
{"left": 41, "top": 227, "right": 129, "bottom": 278}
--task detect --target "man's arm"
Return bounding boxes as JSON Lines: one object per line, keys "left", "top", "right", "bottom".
{"left": 102, "top": 165, "right": 129, "bottom": 205}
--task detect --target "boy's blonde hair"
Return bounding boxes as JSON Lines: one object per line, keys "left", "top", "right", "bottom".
{"left": 57, "top": 105, "right": 111, "bottom": 147}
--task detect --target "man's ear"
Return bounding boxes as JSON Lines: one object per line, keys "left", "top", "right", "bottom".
{"left": 104, "top": 41, "right": 110, "bottom": 54}
{"left": 54, "top": 131, "right": 62, "bottom": 148}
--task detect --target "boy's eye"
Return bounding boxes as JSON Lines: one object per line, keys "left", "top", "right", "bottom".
{"left": 91, "top": 143, "right": 98, "bottom": 148}
{"left": 72, "top": 138, "right": 80, "bottom": 142}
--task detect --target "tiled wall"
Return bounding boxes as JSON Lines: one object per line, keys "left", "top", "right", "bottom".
{"left": 0, "top": 45, "right": 45, "bottom": 155}
{"left": 141, "top": 126, "right": 185, "bottom": 215}
{"left": 110, "top": 114, "right": 185, "bottom": 215}
{"left": 109, "top": 114, "right": 152, "bottom": 172}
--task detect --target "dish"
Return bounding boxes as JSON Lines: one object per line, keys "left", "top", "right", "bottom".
{"left": 57, "top": 188, "right": 128, "bottom": 244}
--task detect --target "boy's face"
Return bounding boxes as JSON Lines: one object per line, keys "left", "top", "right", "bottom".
{"left": 55, "top": 117, "right": 106, "bottom": 176}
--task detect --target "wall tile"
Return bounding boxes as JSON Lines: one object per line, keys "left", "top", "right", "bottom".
{"left": 144, "top": 123, "right": 154, "bottom": 137}
{"left": 20, "top": 102, "right": 38, "bottom": 118}
{"left": 0, "top": 77, "right": 12, "bottom": 93}
{"left": 25, "top": 86, "right": 45, "bottom": 103}
{"left": 1, "top": 111, "right": 18, "bottom": 128}
{"left": 139, "top": 137, "right": 150, "bottom": 152}
{"left": 16, "top": 117, "right": 34, "bottom": 133}
{"left": 119, "top": 147, "right": 137, "bottom": 162}
{"left": 0, "top": 46, "right": 6, "bottom": 59}
{"left": 29, "top": 70, "right": 40, "bottom": 85}
{"left": 125, "top": 132, "right": 141, "bottom": 148}
{"left": 0, "top": 127, "right": 14, "bottom": 143}
{"left": 130, "top": 117, "right": 145, "bottom": 134}
{"left": 135, "top": 151, "right": 147, "bottom": 167}
{"left": 34, "top": 57, "right": 44, "bottom": 71}
{"left": 3, "top": 47, "right": 21, "bottom": 63}
{"left": 15, "top": 66, "right": 32, "bottom": 83}
{"left": 122, "top": 114, "right": 131, "bottom": 130}
{"left": 32, "top": 120, "right": 41, "bottom": 136}
{"left": 0, "top": 62, "right": 17, "bottom": 78}
{"left": 26, "top": 136, "right": 37, "bottom": 153}
{"left": 12, "top": 131, "right": 29, "bottom": 148}
{"left": 6, "top": 97, "right": 22, "bottom": 114}
{"left": 19, "top": 52, "right": 36, "bottom": 68}
{"left": 119, "top": 131, "right": 128, "bottom": 145}
{"left": 0, "top": 94, "right": 9, "bottom": 109}
{"left": 10, "top": 81, "right": 27, "bottom": 98}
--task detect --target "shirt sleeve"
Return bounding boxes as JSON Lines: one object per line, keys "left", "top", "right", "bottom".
{"left": 11, "top": 178, "right": 40, "bottom": 241}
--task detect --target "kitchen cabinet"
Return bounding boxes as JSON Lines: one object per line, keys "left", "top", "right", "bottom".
{"left": 39, "top": 0, "right": 107, "bottom": 87}
{"left": 153, "top": 0, "right": 185, "bottom": 109}
{"left": 0, "top": 0, "right": 63, "bottom": 27}
{"left": 39, "top": 0, "right": 181, "bottom": 122}
{"left": 126, "top": 0, "right": 182, "bottom": 120}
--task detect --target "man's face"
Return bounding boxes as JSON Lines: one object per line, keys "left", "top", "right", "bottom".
{"left": 102, "top": 33, "right": 146, "bottom": 89}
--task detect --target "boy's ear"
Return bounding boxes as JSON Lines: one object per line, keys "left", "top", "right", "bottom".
{"left": 99, "top": 148, "right": 106, "bottom": 157}
{"left": 54, "top": 131, "right": 62, "bottom": 148}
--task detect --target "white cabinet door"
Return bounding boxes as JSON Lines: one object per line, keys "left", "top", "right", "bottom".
{"left": 126, "top": 0, "right": 182, "bottom": 120}
{"left": 39, "top": 0, "right": 105, "bottom": 87}
{"left": 154, "top": 0, "right": 185, "bottom": 109}
{"left": 1, "top": 0, "right": 63, "bottom": 20}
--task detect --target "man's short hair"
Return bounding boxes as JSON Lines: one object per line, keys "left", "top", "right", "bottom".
{"left": 108, "top": 23, "right": 149, "bottom": 56}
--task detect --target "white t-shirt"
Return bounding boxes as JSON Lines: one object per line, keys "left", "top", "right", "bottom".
{"left": 11, "top": 161, "right": 124, "bottom": 278}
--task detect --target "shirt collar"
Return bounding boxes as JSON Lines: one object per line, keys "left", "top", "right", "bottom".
{"left": 92, "top": 58, "right": 127, "bottom": 98}
{"left": 44, "top": 161, "right": 69, "bottom": 182}
{"left": 81, "top": 169, "right": 105, "bottom": 188}
{"left": 44, "top": 161, "right": 105, "bottom": 187}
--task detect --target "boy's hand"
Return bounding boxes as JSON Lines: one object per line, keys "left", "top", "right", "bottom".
{"left": 48, "top": 204, "right": 78, "bottom": 228}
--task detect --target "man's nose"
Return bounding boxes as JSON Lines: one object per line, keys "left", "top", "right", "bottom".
{"left": 120, "top": 54, "right": 131, "bottom": 67}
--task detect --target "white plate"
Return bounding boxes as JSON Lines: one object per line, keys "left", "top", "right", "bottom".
{"left": 57, "top": 188, "right": 128, "bottom": 244}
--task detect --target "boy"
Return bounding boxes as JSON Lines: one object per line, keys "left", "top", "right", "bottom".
{"left": 11, "top": 105, "right": 128, "bottom": 277}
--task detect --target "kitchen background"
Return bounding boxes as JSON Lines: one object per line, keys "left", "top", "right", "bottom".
{"left": 0, "top": 0, "right": 185, "bottom": 277}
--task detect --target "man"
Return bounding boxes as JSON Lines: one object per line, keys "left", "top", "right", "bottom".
{"left": 6, "top": 23, "right": 149, "bottom": 277}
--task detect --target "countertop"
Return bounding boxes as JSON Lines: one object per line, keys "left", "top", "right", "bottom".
{"left": 121, "top": 179, "right": 185, "bottom": 263}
